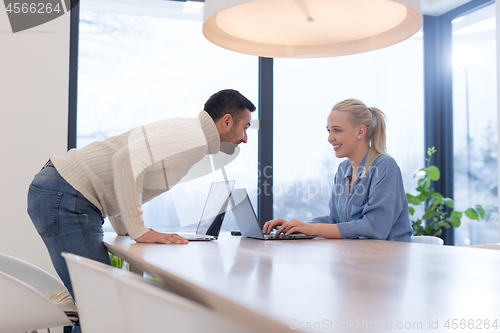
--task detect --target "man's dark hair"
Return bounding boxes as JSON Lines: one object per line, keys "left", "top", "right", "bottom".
{"left": 204, "top": 89, "right": 256, "bottom": 122}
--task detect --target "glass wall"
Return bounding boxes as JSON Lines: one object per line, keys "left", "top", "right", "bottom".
{"left": 273, "top": 32, "right": 424, "bottom": 222}
{"left": 452, "top": 3, "right": 498, "bottom": 245}
{"left": 77, "top": 3, "right": 258, "bottom": 232}
{"left": 76, "top": 1, "right": 499, "bottom": 243}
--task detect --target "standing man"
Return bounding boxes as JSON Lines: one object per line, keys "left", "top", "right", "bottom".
{"left": 27, "top": 89, "right": 255, "bottom": 299}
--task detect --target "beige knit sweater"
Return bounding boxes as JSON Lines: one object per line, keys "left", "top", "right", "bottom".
{"left": 51, "top": 111, "right": 220, "bottom": 239}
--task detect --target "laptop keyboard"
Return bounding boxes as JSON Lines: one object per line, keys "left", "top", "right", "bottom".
{"left": 266, "top": 232, "right": 303, "bottom": 239}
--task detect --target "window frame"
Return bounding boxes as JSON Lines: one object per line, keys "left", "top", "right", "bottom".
{"left": 423, "top": 0, "right": 495, "bottom": 245}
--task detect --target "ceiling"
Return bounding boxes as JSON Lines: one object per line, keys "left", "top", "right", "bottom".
{"left": 83, "top": 0, "right": 479, "bottom": 18}
{"left": 420, "top": 0, "right": 477, "bottom": 15}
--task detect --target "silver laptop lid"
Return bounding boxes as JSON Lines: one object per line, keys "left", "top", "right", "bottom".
{"left": 231, "top": 188, "right": 265, "bottom": 239}
{"left": 195, "top": 180, "right": 236, "bottom": 237}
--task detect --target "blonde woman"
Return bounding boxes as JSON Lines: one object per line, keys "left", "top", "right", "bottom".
{"left": 264, "top": 99, "right": 412, "bottom": 242}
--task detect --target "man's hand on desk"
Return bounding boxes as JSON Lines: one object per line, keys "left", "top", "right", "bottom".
{"left": 135, "top": 230, "right": 189, "bottom": 244}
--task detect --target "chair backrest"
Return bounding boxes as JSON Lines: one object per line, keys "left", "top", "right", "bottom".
{"left": 62, "top": 253, "right": 254, "bottom": 333}
{"left": 0, "top": 271, "right": 72, "bottom": 333}
{"left": 411, "top": 236, "right": 444, "bottom": 245}
{"left": 469, "top": 243, "right": 500, "bottom": 250}
{"left": 115, "top": 267, "right": 254, "bottom": 333}
{"left": 0, "top": 252, "right": 67, "bottom": 294}
{"left": 62, "top": 253, "right": 127, "bottom": 333}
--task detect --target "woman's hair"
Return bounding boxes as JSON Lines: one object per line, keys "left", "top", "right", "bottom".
{"left": 332, "top": 99, "right": 387, "bottom": 177}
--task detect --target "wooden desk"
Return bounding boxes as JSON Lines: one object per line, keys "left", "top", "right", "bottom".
{"left": 104, "top": 233, "right": 500, "bottom": 332}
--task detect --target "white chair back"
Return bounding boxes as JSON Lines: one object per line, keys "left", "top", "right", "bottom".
{"left": 0, "top": 271, "right": 72, "bottom": 333}
{"left": 115, "top": 265, "right": 253, "bottom": 333}
{"left": 63, "top": 253, "right": 253, "bottom": 333}
{"left": 62, "top": 253, "right": 127, "bottom": 333}
{"left": 411, "top": 235, "right": 444, "bottom": 245}
{"left": 0, "top": 252, "right": 68, "bottom": 294}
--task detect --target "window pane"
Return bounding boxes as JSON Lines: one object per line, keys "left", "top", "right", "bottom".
{"left": 77, "top": 4, "right": 258, "bottom": 233}
{"left": 274, "top": 32, "right": 424, "bottom": 223}
{"left": 452, "top": 4, "right": 498, "bottom": 246}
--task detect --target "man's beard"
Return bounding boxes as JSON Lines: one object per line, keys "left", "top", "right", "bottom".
{"left": 219, "top": 125, "right": 239, "bottom": 154}
{"left": 219, "top": 142, "right": 238, "bottom": 154}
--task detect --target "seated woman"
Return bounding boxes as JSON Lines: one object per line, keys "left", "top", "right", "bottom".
{"left": 264, "top": 99, "right": 412, "bottom": 242}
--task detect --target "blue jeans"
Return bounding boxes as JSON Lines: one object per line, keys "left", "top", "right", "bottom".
{"left": 27, "top": 165, "right": 111, "bottom": 332}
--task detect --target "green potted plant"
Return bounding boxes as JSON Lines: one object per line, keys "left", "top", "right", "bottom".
{"left": 407, "top": 147, "right": 484, "bottom": 237}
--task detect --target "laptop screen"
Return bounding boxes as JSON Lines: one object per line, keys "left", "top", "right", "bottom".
{"left": 196, "top": 180, "right": 235, "bottom": 236}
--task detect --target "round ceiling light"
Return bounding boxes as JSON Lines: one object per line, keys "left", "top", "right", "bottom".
{"left": 203, "top": 0, "right": 423, "bottom": 58}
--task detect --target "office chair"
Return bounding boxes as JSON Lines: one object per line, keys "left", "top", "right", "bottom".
{"left": 411, "top": 235, "right": 444, "bottom": 245}
{"left": 0, "top": 253, "right": 74, "bottom": 333}
{"left": 62, "top": 252, "right": 254, "bottom": 333}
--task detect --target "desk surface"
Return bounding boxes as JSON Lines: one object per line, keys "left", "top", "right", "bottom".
{"left": 104, "top": 233, "right": 500, "bottom": 332}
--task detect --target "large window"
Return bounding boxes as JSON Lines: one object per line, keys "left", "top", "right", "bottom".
{"left": 273, "top": 32, "right": 424, "bottom": 222}
{"left": 74, "top": 0, "right": 499, "bottom": 244}
{"left": 77, "top": 2, "right": 258, "bottom": 232}
{"left": 452, "top": 3, "right": 498, "bottom": 245}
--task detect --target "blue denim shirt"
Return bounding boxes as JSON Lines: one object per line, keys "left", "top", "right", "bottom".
{"left": 311, "top": 153, "right": 412, "bottom": 242}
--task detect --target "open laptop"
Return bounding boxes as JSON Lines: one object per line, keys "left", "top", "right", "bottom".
{"left": 231, "top": 188, "right": 316, "bottom": 240}
{"left": 175, "top": 180, "right": 235, "bottom": 241}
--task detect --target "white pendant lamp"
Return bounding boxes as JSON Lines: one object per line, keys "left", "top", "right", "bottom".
{"left": 203, "top": 0, "right": 423, "bottom": 58}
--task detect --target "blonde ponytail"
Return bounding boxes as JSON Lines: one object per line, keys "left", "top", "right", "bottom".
{"left": 331, "top": 99, "right": 387, "bottom": 177}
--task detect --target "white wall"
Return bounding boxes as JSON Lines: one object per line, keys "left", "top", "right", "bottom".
{"left": 0, "top": 10, "right": 70, "bottom": 278}
{"left": 497, "top": 2, "right": 500, "bottom": 242}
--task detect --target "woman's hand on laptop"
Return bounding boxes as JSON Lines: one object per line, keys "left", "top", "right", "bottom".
{"left": 263, "top": 218, "right": 286, "bottom": 234}
{"left": 135, "top": 230, "right": 189, "bottom": 244}
{"left": 264, "top": 218, "right": 314, "bottom": 236}
{"left": 276, "top": 219, "right": 316, "bottom": 236}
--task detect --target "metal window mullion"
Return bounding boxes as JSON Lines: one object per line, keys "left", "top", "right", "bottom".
{"left": 424, "top": 15, "right": 454, "bottom": 245}
{"left": 68, "top": 0, "right": 80, "bottom": 151}
{"left": 258, "top": 57, "right": 274, "bottom": 226}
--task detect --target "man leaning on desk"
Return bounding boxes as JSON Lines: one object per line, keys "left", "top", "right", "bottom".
{"left": 27, "top": 89, "right": 256, "bottom": 302}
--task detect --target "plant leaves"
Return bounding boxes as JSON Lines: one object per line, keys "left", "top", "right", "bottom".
{"left": 443, "top": 198, "right": 454, "bottom": 208}
{"left": 464, "top": 208, "right": 478, "bottom": 220}
{"left": 447, "top": 214, "right": 461, "bottom": 228}
{"left": 464, "top": 205, "right": 484, "bottom": 220}
{"left": 406, "top": 193, "right": 421, "bottom": 205}
{"left": 431, "top": 195, "right": 444, "bottom": 207}
{"left": 417, "top": 192, "right": 429, "bottom": 201}
{"left": 431, "top": 193, "right": 443, "bottom": 199}
{"left": 423, "top": 166, "right": 440, "bottom": 181}
{"left": 474, "top": 205, "right": 485, "bottom": 219}
{"left": 416, "top": 177, "right": 431, "bottom": 192}
{"left": 422, "top": 211, "right": 438, "bottom": 219}
{"left": 409, "top": 207, "right": 415, "bottom": 215}
{"left": 416, "top": 177, "right": 429, "bottom": 191}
